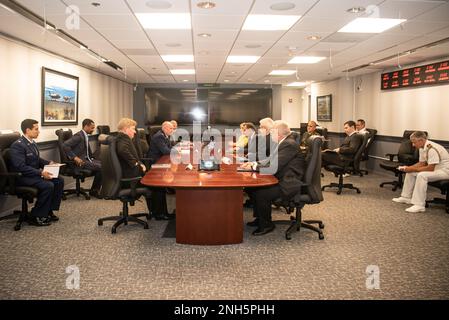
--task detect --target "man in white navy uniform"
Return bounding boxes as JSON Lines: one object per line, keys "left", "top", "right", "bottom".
{"left": 393, "top": 131, "right": 449, "bottom": 212}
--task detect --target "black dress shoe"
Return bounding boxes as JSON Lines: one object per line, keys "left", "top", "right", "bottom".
{"left": 28, "top": 216, "right": 51, "bottom": 227}
{"left": 48, "top": 212, "right": 59, "bottom": 222}
{"left": 246, "top": 219, "right": 259, "bottom": 227}
{"left": 153, "top": 213, "right": 175, "bottom": 220}
{"left": 252, "top": 225, "right": 275, "bottom": 236}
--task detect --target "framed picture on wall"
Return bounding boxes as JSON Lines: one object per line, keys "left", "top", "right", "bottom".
{"left": 316, "top": 94, "right": 332, "bottom": 122}
{"left": 41, "top": 67, "right": 79, "bottom": 126}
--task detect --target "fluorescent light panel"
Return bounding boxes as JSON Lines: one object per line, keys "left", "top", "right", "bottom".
{"left": 288, "top": 56, "right": 325, "bottom": 64}
{"left": 136, "top": 13, "right": 191, "bottom": 30}
{"left": 170, "top": 69, "right": 195, "bottom": 75}
{"left": 286, "top": 82, "right": 307, "bottom": 87}
{"left": 338, "top": 18, "right": 406, "bottom": 33}
{"left": 243, "top": 14, "right": 301, "bottom": 31}
{"left": 269, "top": 70, "right": 296, "bottom": 76}
{"left": 226, "top": 56, "right": 260, "bottom": 63}
{"left": 161, "top": 55, "right": 194, "bottom": 62}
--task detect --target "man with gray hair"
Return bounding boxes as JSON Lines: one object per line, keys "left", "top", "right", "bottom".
{"left": 240, "top": 120, "right": 305, "bottom": 235}
{"left": 393, "top": 131, "right": 449, "bottom": 213}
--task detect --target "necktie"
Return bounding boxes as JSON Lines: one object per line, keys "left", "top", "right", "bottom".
{"left": 85, "top": 133, "right": 92, "bottom": 162}
{"left": 32, "top": 142, "right": 39, "bottom": 155}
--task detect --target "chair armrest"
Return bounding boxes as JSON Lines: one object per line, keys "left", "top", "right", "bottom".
{"left": 120, "top": 176, "right": 142, "bottom": 199}
{"left": 385, "top": 153, "right": 398, "bottom": 161}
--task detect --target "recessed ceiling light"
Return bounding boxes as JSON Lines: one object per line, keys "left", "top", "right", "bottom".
{"left": 170, "top": 69, "right": 195, "bottom": 75}
{"left": 166, "top": 43, "right": 181, "bottom": 47}
{"left": 224, "top": 79, "right": 230, "bottom": 82}
{"left": 182, "top": 79, "right": 189, "bottom": 82}
{"left": 269, "top": 70, "right": 296, "bottom": 76}
{"left": 270, "top": 2, "right": 296, "bottom": 11}
{"left": 242, "top": 89, "right": 258, "bottom": 93}
{"left": 146, "top": 1, "right": 172, "bottom": 9}
{"left": 286, "top": 82, "right": 307, "bottom": 87}
{"left": 307, "top": 35, "right": 321, "bottom": 40}
{"left": 161, "top": 55, "right": 194, "bottom": 62}
{"left": 346, "top": 7, "right": 365, "bottom": 13}
{"left": 288, "top": 56, "right": 326, "bottom": 64}
{"left": 338, "top": 18, "right": 406, "bottom": 33}
{"left": 136, "top": 13, "right": 191, "bottom": 30}
{"left": 226, "top": 56, "right": 260, "bottom": 63}
{"left": 197, "top": 1, "right": 216, "bottom": 9}
{"left": 91, "top": 2, "right": 101, "bottom": 7}
{"left": 242, "top": 14, "right": 301, "bottom": 31}
{"left": 197, "top": 33, "right": 211, "bottom": 38}
{"left": 245, "top": 44, "right": 261, "bottom": 49}
{"left": 236, "top": 92, "right": 251, "bottom": 95}
{"left": 264, "top": 79, "right": 271, "bottom": 83}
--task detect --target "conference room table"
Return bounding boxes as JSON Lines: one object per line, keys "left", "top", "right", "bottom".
{"left": 140, "top": 149, "right": 278, "bottom": 245}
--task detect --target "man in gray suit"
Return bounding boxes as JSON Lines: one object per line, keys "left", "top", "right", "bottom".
{"left": 63, "top": 118, "right": 102, "bottom": 197}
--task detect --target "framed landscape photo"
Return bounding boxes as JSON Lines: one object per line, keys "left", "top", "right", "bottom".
{"left": 41, "top": 67, "right": 79, "bottom": 126}
{"left": 316, "top": 94, "right": 332, "bottom": 122}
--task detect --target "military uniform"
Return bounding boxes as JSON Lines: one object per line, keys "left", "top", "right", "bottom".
{"left": 9, "top": 136, "right": 64, "bottom": 218}
{"left": 401, "top": 140, "right": 449, "bottom": 208}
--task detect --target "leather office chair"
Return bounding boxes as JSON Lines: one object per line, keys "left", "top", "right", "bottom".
{"left": 379, "top": 130, "right": 424, "bottom": 191}
{"left": 359, "top": 128, "right": 377, "bottom": 175}
{"left": 146, "top": 125, "right": 162, "bottom": 147}
{"left": 299, "top": 123, "right": 308, "bottom": 136}
{"left": 321, "top": 133, "right": 368, "bottom": 194}
{"left": 97, "top": 125, "right": 111, "bottom": 135}
{"left": 136, "top": 128, "right": 149, "bottom": 157}
{"left": 290, "top": 131, "right": 301, "bottom": 144}
{"left": 273, "top": 137, "right": 325, "bottom": 240}
{"left": 0, "top": 132, "right": 38, "bottom": 231}
{"left": 55, "top": 129, "right": 94, "bottom": 200}
{"left": 315, "top": 126, "right": 328, "bottom": 150}
{"left": 426, "top": 180, "right": 449, "bottom": 214}
{"left": 97, "top": 134, "right": 151, "bottom": 234}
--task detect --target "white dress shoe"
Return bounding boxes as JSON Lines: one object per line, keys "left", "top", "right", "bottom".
{"left": 405, "top": 205, "right": 426, "bottom": 213}
{"left": 392, "top": 197, "right": 412, "bottom": 204}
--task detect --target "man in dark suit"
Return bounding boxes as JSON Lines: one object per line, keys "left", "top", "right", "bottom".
{"left": 62, "top": 118, "right": 102, "bottom": 197}
{"left": 9, "top": 119, "right": 64, "bottom": 226}
{"left": 322, "top": 120, "right": 363, "bottom": 167}
{"left": 240, "top": 121, "right": 306, "bottom": 235}
{"left": 147, "top": 121, "right": 174, "bottom": 165}
{"left": 116, "top": 118, "right": 174, "bottom": 221}
{"left": 300, "top": 120, "right": 321, "bottom": 151}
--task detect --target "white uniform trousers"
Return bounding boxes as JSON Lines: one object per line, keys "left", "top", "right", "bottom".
{"left": 401, "top": 169, "right": 449, "bottom": 207}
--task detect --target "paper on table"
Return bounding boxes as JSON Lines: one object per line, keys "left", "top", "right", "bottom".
{"left": 43, "top": 163, "right": 65, "bottom": 178}
{"left": 151, "top": 164, "right": 171, "bottom": 169}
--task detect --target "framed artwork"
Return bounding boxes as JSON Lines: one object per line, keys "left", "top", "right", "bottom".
{"left": 41, "top": 67, "right": 79, "bottom": 126}
{"left": 316, "top": 94, "right": 332, "bottom": 122}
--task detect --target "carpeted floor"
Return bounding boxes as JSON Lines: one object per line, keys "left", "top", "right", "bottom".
{"left": 0, "top": 172, "right": 448, "bottom": 300}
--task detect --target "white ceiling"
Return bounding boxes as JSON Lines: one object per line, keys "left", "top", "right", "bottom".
{"left": 0, "top": 0, "right": 448, "bottom": 85}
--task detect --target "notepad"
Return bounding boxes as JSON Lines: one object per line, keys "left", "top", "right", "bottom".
{"left": 43, "top": 163, "right": 65, "bottom": 178}
{"left": 151, "top": 164, "right": 171, "bottom": 169}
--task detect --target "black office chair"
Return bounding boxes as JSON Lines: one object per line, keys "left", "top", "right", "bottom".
{"left": 290, "top": 131, "right": 301, "bottom": 144}
{"left": 299, "top": 123, "right": 308, "bottom": 136}
{"left": 97, "top": 125, "right": 111, "bottom": 135}
{"left": 426, "top": 180, "right": 449, "bottom": 214}
{"left": 321, "top": 133, "right": 368, "bottom": 194}
{"left": 379, "top": 130, "right": 424, "bottom": 191}
{"left": 147, "top": 125, "right": 162, "bottom": 146}
{"left": 97, "top": 134, "right": 151, "bottom": 234}
{"left": 315, "top": 126, "right": 328, "bottom": 150}
{"left": 359, "top": 128, "right": 377, "bottom": 175}
{"left": 55, "top": 129, "right": 94, "bottom": 200}
{"left": 0, "top": 132, "right": 38, "bottom": 231}
{"left": 273, "top": 137, "right": 324, "bottom": 240}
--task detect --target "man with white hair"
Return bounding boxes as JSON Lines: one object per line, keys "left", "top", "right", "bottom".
{"left": 240, "top": 120, "right": 305, "bottom": 235}
{"left": 393, "top": 131, "right": 449, "bottom": 213}
{"left": 147, "top": 121, "right": 175, "bottom": 165}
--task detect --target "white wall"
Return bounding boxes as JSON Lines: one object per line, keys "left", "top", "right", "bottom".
{"left": 280, "top": 88, "right": 302, "bottom": 128}
{"left": 0, "top": 36, "right": 133, "bottom": 142}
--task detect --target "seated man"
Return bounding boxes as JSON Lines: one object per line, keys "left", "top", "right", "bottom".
{"left": 393, "top": 131, "right": 449, "bottom": 213}
{"left": 356, "top": 119, "right": 368, "bottom": 134}
{"left": 62, "top": 118, "right": 102, "bottom": 198}
{"left": 300, "top": 120, "right": 321, "bottom": 151}
{"left": 247, "top": 117, "right": 274, "bottom": 162}
{"left": 9, "top": 119, "right": 64, "bottom": 226}
{"left": 147, "top": 121, "right": 175, "bottom": 165}
{"left": 322, "top": 120, "right": 363, "bottom": 168}
{"left": 170, "top": 120, "right": 182, "bottom": 146}
{"left": 240, "top": 120, "right": 306, "bottom": 236}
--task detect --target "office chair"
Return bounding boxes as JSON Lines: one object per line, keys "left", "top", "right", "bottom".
{"left": 0, "top": 132, "right": 38, "bottom": 231}
{"left": 146, "top": 125, "right": 162, "bottom": 147}
{"left": 299, "top": 123, "right": 308, "bottom": 136}
{"left": 273, "top": 137, "right": 325, "bottom": 240}
{"left": 97, "top": 134, "right": 151, "bottom": 234}
{"left": 97, "top": 125, "right": 111, "bottom": 135}
{"left": 321, "top": 133, "right": 368, "bottom": 194}
{"left": 55, "top": 129, "right": 94, "bottom": 200}
{"left": 426, "top": 179, "right": 449, "bottom": 214}
{"left": 359, "top": 128, "right": 377, "bottom": 175}
{"left": 290, "top": 131, "right": 301, "bottom": 144}
{"left": 379, "top": 130, "right": 424, "bottom": 191}
{"left": 315, "top": 126, "right": 328, "bottom": 150}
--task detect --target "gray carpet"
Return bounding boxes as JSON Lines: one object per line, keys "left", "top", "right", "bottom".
{"left": 0, "top": 172, "right": 448, "bottom": 300}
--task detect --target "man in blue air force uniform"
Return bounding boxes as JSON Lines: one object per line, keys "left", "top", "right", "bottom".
{"left": 9, "top": 119, "right": 64, "bottom": 226}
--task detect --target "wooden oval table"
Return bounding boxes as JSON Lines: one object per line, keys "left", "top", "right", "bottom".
{"left": 140, "top": 154, "right": 278, "bottom": 245}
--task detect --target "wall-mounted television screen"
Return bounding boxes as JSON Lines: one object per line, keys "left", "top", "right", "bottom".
{"left": 144, "top": 88, "right": 272, "bottom": 126}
